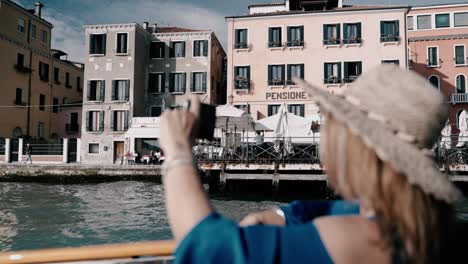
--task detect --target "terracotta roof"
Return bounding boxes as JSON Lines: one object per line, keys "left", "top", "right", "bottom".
{"left": 155, "top": 27, "right": 207, "bottom": 33}
{"left": 248, "top": 2, "right": 286, "bottom": 8}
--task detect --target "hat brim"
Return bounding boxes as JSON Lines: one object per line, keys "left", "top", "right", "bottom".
{"left": 295, "top": 78, "right": 462, "bottom": 204}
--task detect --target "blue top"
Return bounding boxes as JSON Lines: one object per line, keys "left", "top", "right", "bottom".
{"left": 174, "top": 200, "right": 360, "bottom": 263}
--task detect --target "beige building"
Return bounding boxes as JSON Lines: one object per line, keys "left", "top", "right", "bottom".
{"left": 226, "top": 0, "right": 408, "bottom": 120}
{"left": 0, "top": 0, "right": 83, "bottom": 144}
{"left": 81, "top": 23, "right": 225, "bottom": 165}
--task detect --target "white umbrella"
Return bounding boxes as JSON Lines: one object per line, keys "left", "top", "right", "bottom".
{"left": 457, "top": 110, "right": 468, "bottom": 147}
{"left": 273, "top": 104, "right": 293, "bottom": 154}
{"left": 440, "top": 120, "right": 451, "bottom": 150}
{"left": 215, "top": 104, "right": 266, "bottom": 131}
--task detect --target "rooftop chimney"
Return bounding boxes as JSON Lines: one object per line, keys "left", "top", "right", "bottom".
{"left": 152, "top": 23, "right": 158, "bottom": 33}
{"left": 34, "top": 1, "right": 44, "bottom": 18}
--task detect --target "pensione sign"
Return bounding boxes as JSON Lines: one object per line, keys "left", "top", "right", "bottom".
{"left": 265, "top": 91, "right": 308, "bottom": 100}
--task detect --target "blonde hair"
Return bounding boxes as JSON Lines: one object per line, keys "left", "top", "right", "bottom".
{"left": 321, "top": 113, "right": 452, "bottom": 264}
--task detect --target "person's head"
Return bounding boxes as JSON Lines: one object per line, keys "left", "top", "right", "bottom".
{"left": 303, "top": 65, "right": 461, "bottom": 264}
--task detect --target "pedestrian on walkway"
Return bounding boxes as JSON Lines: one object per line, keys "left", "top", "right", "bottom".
{"left": 25, "top": 143, "right": 32, "bottom": 164}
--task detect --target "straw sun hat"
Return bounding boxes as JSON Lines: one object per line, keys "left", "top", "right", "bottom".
{"left": 296, "top": 65, "right": 462, "bottom": 203}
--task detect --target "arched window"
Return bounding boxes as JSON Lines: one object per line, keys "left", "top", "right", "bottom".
{"left": 12, "top": 127, "right": 22, "bottom": 139}
{"left": 429, "top": 75, "right": 439, "bottom": 90}
{"left": 456, "top": 74, "right": 466, "bottom": 94}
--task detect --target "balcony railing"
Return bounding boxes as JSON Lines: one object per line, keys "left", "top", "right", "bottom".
{"left": 234, "top": 79, "right": 250, "bottom": 90}
{"left": 66, "top": 123, "right": 80, "bottom": 133}
{"left": 451, "top": 93, "right": 468, "bottom": 104}
{"left": 268, "top": 80, "right": 285, "bottom": 86}
{"left": 342, "top": 37, "right": 362, "bottom": 44}
{"left": 14, "top": 64, "right": 32, "bottom": 74}
{"left": 286, "top": 40, "right": 304, "bottom": 47}
{"left": 268, "top": 41, "right": 283, "bottom": 48}
{"left": 324, "top": 77, "right": 342, "bottom": 84}
{"left": 380, "top": 35, "right": 400, "bottom": 42}
{"left": 343, "top": 76, "right": 359, "bottom": 83}
{"left": 234, "top": 42, "right": 248, "bottom": 49}
{"left": 323, "top": 38, "right": 341, "bottom": 45}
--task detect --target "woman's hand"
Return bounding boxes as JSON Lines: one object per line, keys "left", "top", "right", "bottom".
{"left": 159, "top": 96, "right": 200, "bottom": 159}
{"left": 239, "top": 210, "right": 286, "bottom": 227}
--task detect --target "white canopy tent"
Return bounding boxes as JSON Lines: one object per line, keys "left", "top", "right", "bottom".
{"left": 457, "top": 110, "right": 468, "bottom": 147}
{"left": 440, "top": 120, "right": 452, "bottom": 150}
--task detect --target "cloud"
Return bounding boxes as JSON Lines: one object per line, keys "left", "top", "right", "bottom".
{"left": 37, "top": 0, "right": 227, "bottom": 62}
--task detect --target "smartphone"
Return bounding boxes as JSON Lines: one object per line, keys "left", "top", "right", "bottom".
{"left": 184, "top": 101, "right": 216, "bottom": 141}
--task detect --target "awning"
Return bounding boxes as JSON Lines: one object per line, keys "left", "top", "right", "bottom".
{"left": 126, "top": 127, "right": 160, "bottom": 138}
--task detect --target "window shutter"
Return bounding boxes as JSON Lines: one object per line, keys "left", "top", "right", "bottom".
{"left": 336, "top": 24, "right": 341, "bottom": 43}
{"left": 323, "top": 25, "right": 327, "bottom": 41}
{"left": 182, "top": 42, "right": 186, "bottom": 57}
{"left": 380, "top": 21, "right": 385, "bottom": 37}
{"left": 269, "top": 28, "right": 273, "bottom": 43}
{"left": 204, "top": 40, "right": 208, "bottom": 56}
{"left": 86, "top": 112, "right": 90, "bottom": 131}
{"left": 344, "top": 62, "right": 349, "bottom": 80}
{"left": 287, "top": 27, "right": 291, "bottom": 42}
{"left": 287, "top": 65, "right": 292, "bottom": 81}
{"left": 395, "top": 20, "right": 400, "bottom": 36}
{"left": 357, "top": 23, "right": 362, "bottom": 39}
{"left": 194, "top": 41, "right": 199, "bottom": 56}
{"left": 169, "top": 74, "right": 174, "bottom": 93}
{"left": 99, "top": 80, "right": 105, "bottom": 101}
{"left": 99, "top": 111, "right": 105, "bottom": 131}
{"left": 338, "top": 62, "right": 342, "bottom": 81}
{"left": 300, "top": 105, "right": 305, "bottom": 117}
{"left": 110, "top": 111, "right": 114, "bottom": 131}
{"left": 299, "top": 26, "right": 304, "bottom": 41}
{"left": 111, "top": 80, "right": 116, "bottom": 100}
{"left": 87, "top": 81, "right": 91, "bottom": 100}
{"left": 235, "top": 30, "right": 239, "bottom": 44}
{"left": 358, "top": 62, "right": 362, "bottom": 76}
{"left": 324, "top": 63, "right": 328, "bottom": 81}
{"left": 281, "top": 65, "right": 285, "bottom": 81}
{"left": 102, "top": 35, "right": 106, "bottom": 55}
{"left": 190, "top": 73, "right": 195, "bottom": 92}
{"left": 161, "top": 73, "right": 166, "bottom": 93}
{"left": 343, "top": 24, "right": 348, "bottom": 41}
{"left": 247, "top": 67, "right": 251, "bottom": 89}
{"left": 169, "top": 43, "right": 175, "bottom": 57}
{"left": 202, "top": 72, "right": 207, "bottom": 92}
{"left": 268, "top": 65, "right": 272, "bottom": 83}
{"left": 89, "top": 35, "right": 95, "bottom": 54}
{"left": 125, "top": 80, "right": 130, "bottom": 101}
{"left": 182, "top": 73, "right": 187, "bottom": 93}
{"left": 124, "top": 111, "right": 129, "bottom": 130}
{"left": 300, "top": 64, "right": 304, "bottom": 79}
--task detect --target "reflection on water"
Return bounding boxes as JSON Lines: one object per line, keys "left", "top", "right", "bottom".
{"left": 0, "top": 181, "right": 466, "bottom": 251}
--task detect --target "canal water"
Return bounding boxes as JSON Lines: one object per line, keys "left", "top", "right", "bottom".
{"left": 0, "top": 181, "right": 467, "bottom": 252}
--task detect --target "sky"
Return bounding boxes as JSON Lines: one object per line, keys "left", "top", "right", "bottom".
{"left": 12, "top": 0, "right": 468, "bottom": 62}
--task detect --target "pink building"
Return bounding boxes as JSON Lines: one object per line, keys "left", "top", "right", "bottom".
{"left": 226, "top": 0, "right": 408, "bottom": 120}
{"left": 408, "top": 3, "right": 468, "bottom": 133}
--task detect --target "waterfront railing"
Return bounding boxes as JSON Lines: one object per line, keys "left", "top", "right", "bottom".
{"left": 23, "top": 143, "right": 63, "bottom": 155}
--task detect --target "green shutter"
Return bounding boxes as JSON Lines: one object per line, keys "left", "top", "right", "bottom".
{"left": 357, "top": 23, "right": 362, "bottom": 39}
{"left": 324, "top": 63, "right": 328, "bottom": 82}
{"left": 299, "top": 26, "right": 304, "bottom": 41}
{"left": 268, "top": 65, "right": 272, "bottom": 83}
{"left": 344, "top": 62, "right": 349, "bottom": 80}
{"left": 235, "top": 29, "right": 239, "bottom": 44}
{"left": 358, "top": 62, "right": 362, "bottom": 76}
{"left": 287, "top": 26, "right": 291, "bottom": 42}
{"left": 110, "top": 111, "right": 114, "bottom": 131}
{"left": 161, "top": 73, "right": 166, "bottom": 93}
{"left": 169, "top": 43, "right": 175, "bottom": 57}
{"left": 336, "top": 24, "right": 341, "bottom": 44}
{"left": 182, "top": 73, "right": 186, "bottom": 93}
{"left": 99, "top": 111, "right": 104, "bottom": 131}
{"left": 99, "top": 80, "right": 105, "bottom": 101}
{"left": 343, "top": 24, "right": 349, "bottom": 42}
{"left": 203, "top": 40, "right": 208, "bottom": 56}
{"left": 111, "top": 80, "right": 116, "bottom": 100}
{"left": 124, "top": 111, "right": 129, "bottom": 130}
{"left": 300, "top": 64, "right": 304, "bottom": 79}
{"left": 86, "top": 112, "right": 90, "bottom": 131}
{"left": 87, "top": 81, "right": 91, "bottom": 100}
{"left": 247, "top": 67, "right": 250, "bottom": 89}
{"left": 287, "top": 65, "right": 292, "bottom": 81}
{"left": 281, "top": 65, "right": 285, "bottom": 81}
{"left": 169, "top": 73, "right": 174, "bottom": 93}
{"left": 102, "top": 35, "right": 106, "bottom": 55}
{"left": 380, "top": 21, "right": 385, "bottom": 37}
{"left": 182, "top": 42, "right": 186, "bottom": 57}
{"left": 190, "top": 73, "right": 195, "bottom": 92}
{"left": 125, "top": 80, "right": 130, "bottom": 100}
{"left": 395, "top": 20, "right": 400, "bottom": 36}
{"left": 323, "top": 25, "right": 327, "bottom": 41}
{"left": 338, "top": 62, "right": 342, "bottom": 81}
{"left": 300, "top": 105, "right": 305, "bottom": 117}
{"left": 269, "top": 28, "right": 273, "bottom": 44}
{"left": 202, "top": 72, "right": 207, "bottom": 92}
{"left": 89, "top": 35, "right": 94, "bottom": 53}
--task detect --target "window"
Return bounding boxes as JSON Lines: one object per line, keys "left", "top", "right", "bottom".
{"left": 89, "top": 34, "right": 106, "bottom": 55}
{"left": 169, "top": 73, "right": 186, "bottom": 93}
{"left": 324, "top": 62, "right": 342, "bottom": 84}
{"left": 39, "top": 62, "right": 49, "bottom": 81}
{"left": 344, "top": 62, "right": 362, "bottom": 83}
{"left": 87, "top": 80, "right": 105, "bottom": 101}
{"left": 112, "top": 80, "right": 130, "bottom": 101}
{"left": 31, "top": 24, "right": 37, "bottom": 39}
{"left": 455, "top": 45, "right": 466, "bottom": 65}
{"left": 380, "top": 21, "right": 400, "bottom": 42}
{"left": 190, "top": 72, "right": 207, "bottom": 93}
{"left": 40, "top": 30, "right": 48, "bottom": 43}
{"left": 268, "top": 27, "right": 282, "bottom": 48}
{"left": 343, "top": 23, "right": 361, "bottom": 44}
{"left": 86, "top": 111, "right": 104, "bottom": 132}
{"left": 111, "top": 111, "right": 128, "bottom": 132}
{"left": 150, "top": 42, "right": 165, "bottom": 58}
{"left": 116, "top": 33, "right": 128, "bottom": 54}
{"left": 193, "top": 40, "right": 208, "bottom": 57}
{"left": 234, "top": 66, "right": 250, "bottom": 89}
{"left": 52, "top": 97, "right": 59, "bottom": 113}
{"left": 382, "top": 60, "right": 400, "bottom": 65}
{"left": 54, "top": 67, "right": 60, "bottom": 83}
{"left": 16, "top": 53, "right": 24, "bottom": 68}
{"left": 427, "top": 47, "right": 439, "bottom": 67}
{"left": 288, "top": 105, "right": 305, "bottom": 117}
{"left": 268, "top": 65, "right": 286, "bottom": 86}
{"left": 37, "top": 122, "right": 44, "bottom": 139}
{"left": 407, "top": 16, "right": 414, "bottom": 30}
{"left": 151, "top": 106, "right": 162, "bottom": 117}
{"left": 268, "top": 105, "right": 281, "bottom": 116}
{"left": 457, "top": 75, "right": 466, "bottom": 94}
{"left": 417, "top": 15, "right": 432, "bottom": 30}
{"left": 287, "top": 64, "right": 304, "bottom": 85}
{"left": 429, "top": 75, "right": 439, "bottom": 90}
{"left": 39, "top": 94, "right": 45, "bottom": 111}
{"left": 169, "top": 41, "right": 185, "bottom": 58}
{"left": 323, "top": 24, "right": 340, "bottom": 45}
{"left": 18, "top": 18, "right": 25, "bottom": 33}
{"left": 77, "top": 76, "right": 82, "bottom": 91}
{"left": 234, "top": 29, "right": 248, "bottom": 49}
{"left": 287, "top": 26, "right": 304, "bottom": 47}
{"left": 454, "top": 12, "right": 468, "bottom": 27}
{"left": 436, "top": 14, "right": 450, "bottom": 28}
{"left": 89, "top": 143, "right": 99, "bottom": 154}
{"left": 15, "top": 88, "right": 23, "bottom": 105}
{"left": 148, "top": 73, "right": 165, "bottom": 93}
{"left": 66, "top": 72, "right": 72, "bottom": 88}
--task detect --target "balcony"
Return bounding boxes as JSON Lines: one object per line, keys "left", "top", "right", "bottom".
{"left": 324, "top": 76, "right": 342, "bottom": 85}
{"left": 268, "top": 80, "right": 285, "bottom": 86}
{"left": 323, "top": 38, "right": 341, "bottom": 46}
{"left": 286, "top": 40, "right": 304, "bottom": 47}
{"left": 451, "top": 94, "right": 468, "bottom": 104}
{"left": 268, "top": 42, "right": 284, "bottom": 48}
{"left": 343, "top": 76, "right": 358, "bottom": 83}
{"left": 14, "top": 64, "right": 32, "bottom": 74}
{"left": 342, "top": 37, "right": 362, "bottom": 45}
{"left": 234, "top": 77, "right": 250, "bottom": 90}
{"left": 234, "top": 42, "right": 249, "bottom": 49}
{"left": 66, "top": 123, "right": 80, "bottom": 134}
{"left": 380, "top": 35, "right": 400, "bottom": 43}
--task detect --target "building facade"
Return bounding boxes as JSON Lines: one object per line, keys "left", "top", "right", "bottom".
{"left": 226, "top": 0, "right": 408, "bottom": 120}
{"left": 81, "top": 23, "right": 225, "bottom": 165}
{"left": 407, "top": 3, "right": 468, "bottom": 133}
{"left": 0, "top": 0, "right": 83, "bottom": 142}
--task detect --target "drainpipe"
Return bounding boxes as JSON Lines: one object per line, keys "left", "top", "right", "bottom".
{"left": 26, "top": 19, "right": 33, "bottom": 139}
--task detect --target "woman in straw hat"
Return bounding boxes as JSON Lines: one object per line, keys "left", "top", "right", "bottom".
{"left": 159, "top": 65, "right": 463, "bottom": 264}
